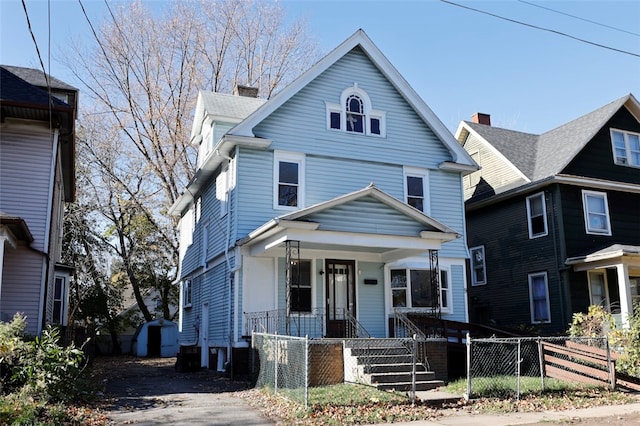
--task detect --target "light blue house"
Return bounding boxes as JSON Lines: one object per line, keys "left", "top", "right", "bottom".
{"left": 169, "top": 30, "right": 477, "bottom": 371}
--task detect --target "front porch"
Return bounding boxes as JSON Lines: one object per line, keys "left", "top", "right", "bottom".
{"left": 566, "top": 244, "right": 640, "bottom": 328}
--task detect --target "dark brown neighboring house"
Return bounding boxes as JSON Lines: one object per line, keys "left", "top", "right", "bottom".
{"left": 456, "top": 94, "right": 640, "bottom": 334}
{"left": 0, "top": 65, "right": 77, "bottom": 335}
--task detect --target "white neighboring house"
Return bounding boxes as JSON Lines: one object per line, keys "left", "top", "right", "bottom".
{"left": 170, "top": 30, "right": 478, "bottom": 371}
{"left": 0, "top": 65, "right": 77, "bottom": 335}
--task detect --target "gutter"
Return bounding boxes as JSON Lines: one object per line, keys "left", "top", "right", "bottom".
{"left": 466, "top": 174, "right": 640, "bottom": 212}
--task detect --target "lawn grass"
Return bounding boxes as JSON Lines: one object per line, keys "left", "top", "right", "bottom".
{"left": 240, "top": 378, "right": 638, "bottom": 424}
{"left": 443, "top": 375, "right": 604, "bottom": 399}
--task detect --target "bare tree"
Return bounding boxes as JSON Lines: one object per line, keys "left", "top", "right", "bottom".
{"left": 63, "top": 0, "right": 320, "bottom": 324}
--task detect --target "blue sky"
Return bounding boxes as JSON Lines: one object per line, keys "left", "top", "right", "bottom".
{"left": 1, "top": 0, "right": 639, "bottom": 134}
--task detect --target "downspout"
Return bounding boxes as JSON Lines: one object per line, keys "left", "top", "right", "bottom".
{"left": 217, "top": 149, "right": 234, "bottom": 373}
{"left": 39, "top": 128, "right": 60, "bottom": 333}
{"left": 547, "top": 188, "right": 566, "bottom": 329}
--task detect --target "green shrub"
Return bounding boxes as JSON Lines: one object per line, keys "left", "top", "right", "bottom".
{"left": 568, "top": 304, "right": 640, "bottom": 377}
{"left": 614, "top": 304, "right": 640, "bottom": 377}
{"left": 12, "top": 325, "right": 85, "bottom": 401}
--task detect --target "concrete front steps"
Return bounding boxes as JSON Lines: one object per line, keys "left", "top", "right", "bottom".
{"left": 344, "top": 340, "right": 444, "bottom": 392}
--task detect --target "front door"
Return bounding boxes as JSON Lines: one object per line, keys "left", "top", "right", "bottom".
{"left": 325, "top": 259, "right": 356, "bottom": 338}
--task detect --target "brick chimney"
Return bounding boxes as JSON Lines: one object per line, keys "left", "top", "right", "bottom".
{"left": 471, "top": 112, "right": 491, "bottom": 126}
{"left": 234, "top": 84, "right": 259, "bottom": 98}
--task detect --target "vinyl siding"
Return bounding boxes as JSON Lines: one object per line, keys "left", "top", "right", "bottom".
{"left": 462, "top": 132, "right": 528, "bottom": 200}
{"left": 430, "top": 170, "right": 468, "bottom": 258}
{"left": 0, "top": 123, "right": 54, "bottom": 251}
{"left": 356, "top": 261, "right": 385, "bottom": 337}
{"left": 2, "top": 246, "right": 45, "bottom": 335}
{"left": 253, "top": 48, "right": 450, "bottom": 170}
{"left": 563, "top": 108, "right": 640, "bottom": 185}
{"left": 466, "top": 191, "right": 567, "bottom": 333}
{"left": 306, "top": 196, "right": 434, "bottom": 236}
{"left": 442, "top": 263, "right": 466, "bottom": 322}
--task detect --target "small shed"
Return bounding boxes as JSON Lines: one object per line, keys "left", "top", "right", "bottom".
{"left": 131, "top": 319, "right": 179, "bottom": 357}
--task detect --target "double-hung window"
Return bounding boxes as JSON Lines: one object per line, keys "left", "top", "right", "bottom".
{"left": 588, "top": 271, "right": 609, "bottom": 308}
{"left": 582, "top": 190, "right": 611, "bottom": 236}
{"left": 52, "top": 276, "right": 66, "bottom": 325}
{"left": 404, "top": 167, "right": 429, "bottom": 214}
{"left": 391, "top": 268, "right": 448, "bottom": 310}
{"left": 274, "top": 151, "right": 305, "bottom": 210}
{"left": 470, "top": 246, "right": 486, "bottom": 286}
{"left": 528, "top": 272, "right": 550, "bottom": 323}
{"left": 290, "top": 259, "right": 312, "bottom": 313}
{"left": 526, "top": 192, "right": 548, "bottom": 238}
{"left": 183, "top": 279, "right": 192, "bottom": 308}
{"left": 611, "top": 129, "right": 640, "bottom": 167}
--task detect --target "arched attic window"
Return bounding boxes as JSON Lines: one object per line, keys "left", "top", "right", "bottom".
{"left": 326, "top": 84, "right": 386, "bottom": 137}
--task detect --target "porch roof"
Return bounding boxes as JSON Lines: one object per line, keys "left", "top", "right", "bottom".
{"left": 565, "top": 244, "right": 640, "bottom": 271}
{"left": 237, "top": 184, "right": 459, "bottom": 262}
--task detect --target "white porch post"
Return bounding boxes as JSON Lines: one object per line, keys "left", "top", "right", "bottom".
{"left": 616, "top": 263, "right": 632, "bottom": 329}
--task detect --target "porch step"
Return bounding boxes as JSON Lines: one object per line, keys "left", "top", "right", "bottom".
{"left": 356, "top": 354, "right": 413, "bottom": 365}
{"left": 376, "top": 380, "right": 445, "bottom": 392}
{"left": 350, "top": 347, "right": 410, "bottom": 356}
{"left": 345, "top": 339, "right": 443, "bottom": 393}
{"left": 365, "top": 362, "right": 427, "bottom": 374}
{"left": 370, "top": 370, "right": 436, "bottom": 384}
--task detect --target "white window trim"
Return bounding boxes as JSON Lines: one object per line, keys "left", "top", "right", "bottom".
{"left": 528, "top": 272, "right": 551, "bottom": 324}
{"left": 582, "top": 190, "right": 612, "bottom": 236}
{"left": 403, "top": 166, "right": 430, "bottom": 215}
{"left": 588, "top": 270, "right": 611, "bottom": 309}
{"left": 217, "top": 164, "right": 229, "bottom": 218}
{"left": 610, "top": 128, "right": 640, "bottom": 168}
{"left": 526, "top": 192, "right": 548, "bottom": 239}
{"left": 470, "top": 246, "right": 487, "bottom": 286}
{"left": 201, "top": 222, "right": 209, "bottom": 267}
{"left": 273, "top": 150, "right": 305, "bottom": 211}
{"left": 439, "top": 267, "right": 452, "bottom": 314}
{"left": 183, "top": 279, "right": 192, "bottom": 308}
{"left": 52, "top": 274, "right": 68, "bottom": 326}
{"left": 325, "top": 84, "right": 386, "bottom": 137}
{"left": 387, "top": 265, "right": 449, "bottom": 312}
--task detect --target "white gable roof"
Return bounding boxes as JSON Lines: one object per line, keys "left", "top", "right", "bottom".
{"left": 230, "top": 29, "right": 476, "bottom": 168}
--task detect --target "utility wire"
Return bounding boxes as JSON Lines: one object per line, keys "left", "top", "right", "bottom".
{"left": 20, "top": 0, "right": 51, "bottom": 91}
{"left": 518, "top": 0, "right": 640, "bottom": 37}
{"left": 440, "top": 0, "right": 640, "bottom": 59}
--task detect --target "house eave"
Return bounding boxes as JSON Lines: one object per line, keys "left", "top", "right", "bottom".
{"left": 168, "top": 135, "right": 272, "bottom": 216}
{"left": 439, "top": 161, "right": 478, "bottom": 175}
{"left": 466, "top": 174, "right": 640, "bottom": 212}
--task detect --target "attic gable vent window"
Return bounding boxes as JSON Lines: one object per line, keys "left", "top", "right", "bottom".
{"left": 611, "top": 129, "right": 640, "bottom": 167}
{"left": 326, "top": 84, "right": 386, "bottom": 137}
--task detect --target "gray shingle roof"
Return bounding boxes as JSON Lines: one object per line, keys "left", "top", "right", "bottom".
{"left": 464, "top": 122, "right": 539, "bottom": 178}
{"left": 1, "top": 65, "right": 77, "bottom": 91}
{"left": 199, "top": 91, "right": 266, "bottom": 121}
{"left": 464, "top": 94, "right": 635, "bottom": 181}
{"left": 0, "top": 66, "right": 69, "bottom": 107}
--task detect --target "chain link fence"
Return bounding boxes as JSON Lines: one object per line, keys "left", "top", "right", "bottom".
{"left": 252, "top": 333, "right": 441, "bottom": 407}
{"left": 466, "top": 336, "right": 612, "bottom": 399}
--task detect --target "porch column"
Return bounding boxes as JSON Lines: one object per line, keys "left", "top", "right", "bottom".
{"left": 616, "top": 263, "right": 632, "bottom": 329}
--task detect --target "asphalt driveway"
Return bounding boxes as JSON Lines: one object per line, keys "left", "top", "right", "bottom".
{"left": 96, "top": 356, "right": 272, "bottom": 425}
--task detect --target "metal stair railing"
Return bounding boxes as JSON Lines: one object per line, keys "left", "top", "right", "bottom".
{"left": 393, "top": 309, "right": 431, "bottom": 371}
{"left": 343, "top": 308, "right": 372, "bottom": 338}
